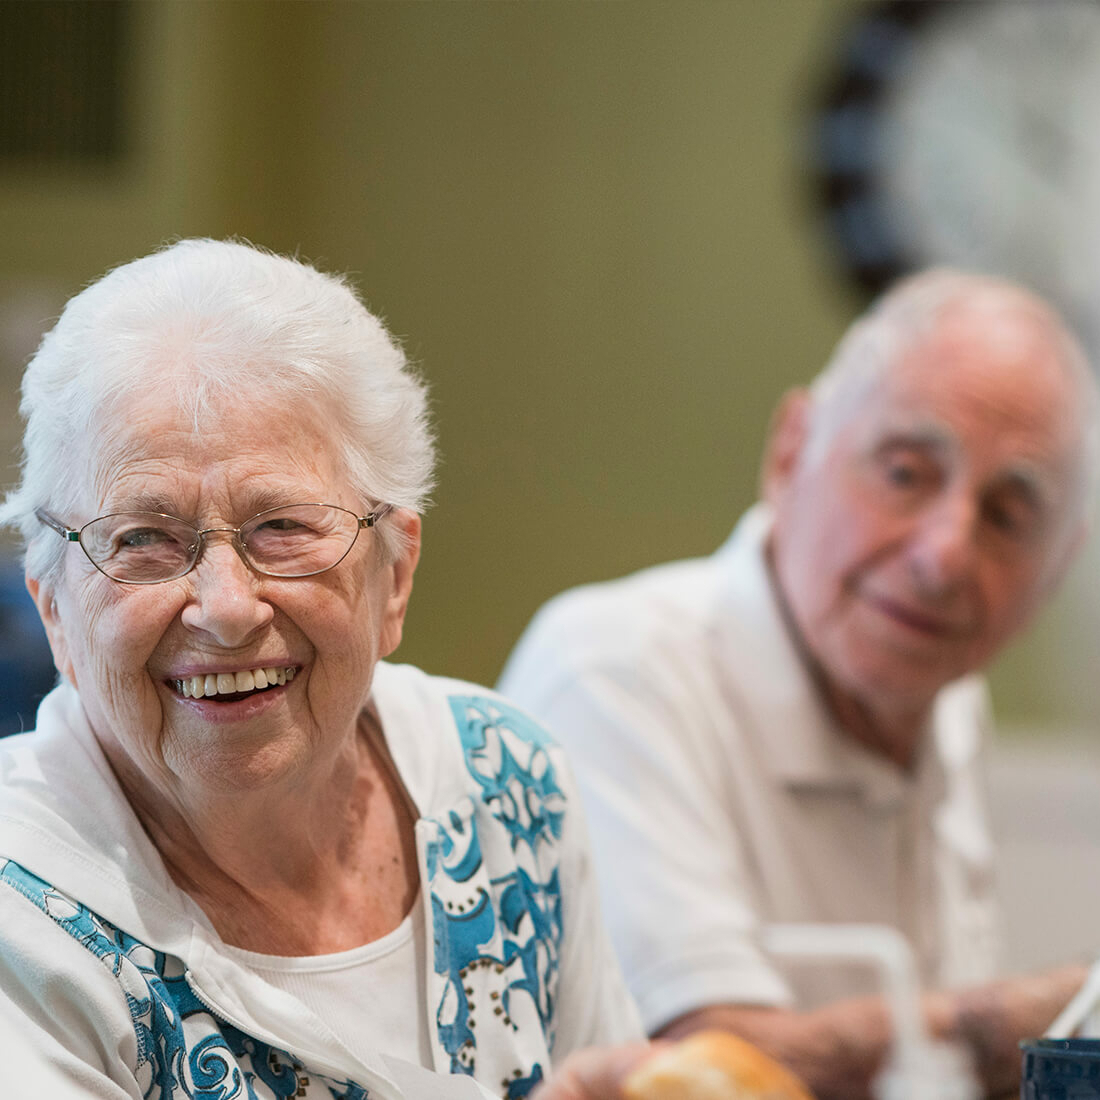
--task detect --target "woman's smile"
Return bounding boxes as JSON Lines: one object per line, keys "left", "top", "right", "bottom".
{"left": 164, "top": 667, "right": 300, "bottom": 724}
{"left": 171, "top": 664, "right": 298, "bottom": 699}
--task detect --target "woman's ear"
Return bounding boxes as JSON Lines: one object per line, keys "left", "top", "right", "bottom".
{"left": 760, "top": 388, "right": 811, "bottom": 506}
{"left": 379, "top": 511, "right": 421, "bottom": 659}
{"left": 26, "top": 574, "right": 74, "bottom": 685}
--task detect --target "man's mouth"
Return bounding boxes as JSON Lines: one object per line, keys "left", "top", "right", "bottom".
{"left": 864, "top": 592, "right": 962, "bottom": 637}
{"left": 172, "top": 666, "right": 297, "bottom": 701}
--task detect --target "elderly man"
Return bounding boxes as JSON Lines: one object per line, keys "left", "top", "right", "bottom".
{"left": 500, "top": 270, "right": 1099, "bottom": 1099}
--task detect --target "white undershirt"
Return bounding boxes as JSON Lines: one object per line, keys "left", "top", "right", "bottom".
{"left": 220, "top": 891, "right": 433, "bottom": 1068}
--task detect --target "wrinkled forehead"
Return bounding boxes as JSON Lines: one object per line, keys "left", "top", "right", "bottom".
{"left": 67, "top": 383, "right": 343, "bottom": 513}
{"left": 887, "top": 314, "right": 1081, "bottom": 428}
{"left": 848, "top": 334, "right": 1090, "bottom": 503}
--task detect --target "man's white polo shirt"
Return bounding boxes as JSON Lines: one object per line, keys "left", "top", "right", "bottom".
{"left": 499, "top": 505, "right": 1000, "bottom": 1033}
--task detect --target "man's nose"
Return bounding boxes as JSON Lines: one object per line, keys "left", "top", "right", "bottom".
{"left": 908, "top": 494, "right": 978, "bottom": 594}
{"left": 179, "top": 536, "right": 274, "bottom": 646}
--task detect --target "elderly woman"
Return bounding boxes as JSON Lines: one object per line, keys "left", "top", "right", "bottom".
{"left": 0, "top": 239, "right": 645, "bottom": 1100}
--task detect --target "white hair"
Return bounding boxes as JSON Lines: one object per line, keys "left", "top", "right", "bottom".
{"left": 804, "top": 268, "right": 1100, "bottom": 515}
{"left": 0, "top": 238, "right": 435, "bottom": 577}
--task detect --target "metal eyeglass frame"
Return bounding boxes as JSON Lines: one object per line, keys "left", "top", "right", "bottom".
{"left": 34, "top": 502, "right": 394, "bottom": 585}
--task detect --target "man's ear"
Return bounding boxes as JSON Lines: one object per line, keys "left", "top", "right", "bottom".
{"left": 26, "top": 574, "right": 74, "bottom": 686}
{"left": 760, "top": 388, "right": 812, "bottom": 505}
{"left": 379, "top": 511, "right": 421, "bottom": 659}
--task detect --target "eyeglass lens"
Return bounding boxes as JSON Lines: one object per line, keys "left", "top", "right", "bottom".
{"left": 79, "top": 504, "right": 363, "bottom": 582}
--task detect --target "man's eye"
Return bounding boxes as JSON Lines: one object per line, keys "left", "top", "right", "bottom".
{"left": 984, "top": 497, "right": 1035, "bottom": 539}
{"left": 882, "top": 459, "right": 923, "bottom": 488}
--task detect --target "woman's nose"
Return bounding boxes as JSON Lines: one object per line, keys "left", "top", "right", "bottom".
{"left": 179, "top": 538, "right": 274, "bottom": 646}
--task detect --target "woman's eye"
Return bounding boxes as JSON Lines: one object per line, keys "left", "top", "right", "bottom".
{"left": 256, "top": 518, "right": 309, "bottom": 535}
{"left": 117, "top": 527, "right": 173, "bottom": 549}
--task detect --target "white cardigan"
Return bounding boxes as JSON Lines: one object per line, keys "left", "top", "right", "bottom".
{"left": 0, "top": 663, "right": 641, "bottom": 1099}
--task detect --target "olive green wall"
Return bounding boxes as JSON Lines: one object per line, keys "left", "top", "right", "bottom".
{"left": 0, "top": 0, "right": 1091, "bottom": 730}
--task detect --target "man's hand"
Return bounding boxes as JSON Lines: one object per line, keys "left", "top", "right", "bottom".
{"left": 657, "top": 963, "right": 1088, "bottom": 1100}
{"left": 530, "top": 1042, "right": 656, "bottom": 1100}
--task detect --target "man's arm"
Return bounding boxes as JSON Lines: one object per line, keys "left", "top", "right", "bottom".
{"left": 530, "top": 1043, "right": 656, "bottom": 1100}
{"left": 656, "top": 963, "right": 1088, "bottom": 1100}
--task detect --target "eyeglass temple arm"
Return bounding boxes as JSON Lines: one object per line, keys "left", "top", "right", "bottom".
{"left": 360, "top": 504, "right": 394, "bottom": 529}
{"left": 34, "top": 508, "right": 79, "bottom": 541}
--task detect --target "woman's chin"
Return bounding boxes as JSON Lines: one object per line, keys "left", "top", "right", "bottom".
{"left": 162, "top": 723, "right": 315, "bottom": 795}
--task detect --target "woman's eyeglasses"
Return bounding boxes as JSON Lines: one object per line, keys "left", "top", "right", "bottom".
{"left": 35, "top": 502, "right": 393, "bottom": 585}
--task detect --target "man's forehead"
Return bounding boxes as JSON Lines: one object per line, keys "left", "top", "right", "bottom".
{"left": 878, "top": 405, "right": 1052, "bottom": 467}
{"left": 853, "top": 329, "right": 1078, "bottom": 436}
{"left": 848, "top": 396, "right": 1080, "bottom": 505}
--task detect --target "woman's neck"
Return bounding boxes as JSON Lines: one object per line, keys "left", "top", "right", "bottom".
{"left": 101, "top": 711, "right": 420, "bottom": 954}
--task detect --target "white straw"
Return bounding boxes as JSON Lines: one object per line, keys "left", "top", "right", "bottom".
{"left": 1045, "top": 959, "right": 1100, "bottom": 1038}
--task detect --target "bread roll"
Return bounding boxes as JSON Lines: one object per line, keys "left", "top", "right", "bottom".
{"left": 622, "top": 1030, "right": 814, "bottom": 1100}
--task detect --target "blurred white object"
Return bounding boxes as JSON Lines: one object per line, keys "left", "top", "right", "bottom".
{"left": 761, "top": 923, "right": 980, "bottom": 1100}
{"left": 1045, "top": 957, "right": 1100, "bottom": 1038}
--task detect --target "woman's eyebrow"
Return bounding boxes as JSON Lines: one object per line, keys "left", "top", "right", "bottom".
{"left": 102, "top": 489, "right": 327, "bottom": 519}
{"left": 100, "top": 493, "right": 179, "bottom": 516}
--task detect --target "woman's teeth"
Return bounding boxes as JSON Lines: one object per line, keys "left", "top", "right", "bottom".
{"left": 175, "top": 666, "right": 296, "bottom": 698}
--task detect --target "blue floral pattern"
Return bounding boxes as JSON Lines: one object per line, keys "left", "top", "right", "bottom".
{"left": 0, "top": 860, "right": 366, "bottom": 1099}
{"left": 423, "top": 695, "right": 566, "bottom": 1097}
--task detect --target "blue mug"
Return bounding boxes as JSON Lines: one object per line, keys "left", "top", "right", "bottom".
{"left": 1021, "top": 1039, "right": 1100, "bottom": 1098}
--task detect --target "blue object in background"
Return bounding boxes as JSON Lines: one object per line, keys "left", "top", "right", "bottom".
{"left": 0, "top": 559, "right": 56, "bottom": 737}
{"left": 1021, "top": 1038, "right": 1100, "bottom": 1099}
